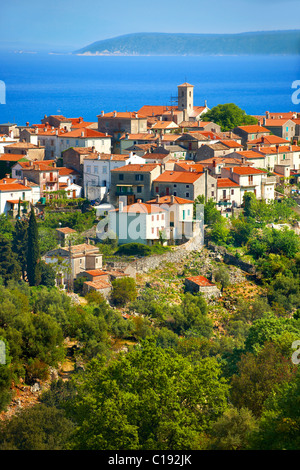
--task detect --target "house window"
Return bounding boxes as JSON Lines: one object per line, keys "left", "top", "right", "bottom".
{"left": 173, "top": 191, "right": 177, "bottom": 196}
{"left": 152, "top": 227, "right": 154, "bottom": 234}
{"left": 119, "top": 174, "right": 124, "bottom": 180}
{"left": 157, "top": 215, "right": 159, "bottom": 221}
{"left": 231, "top": 189, "right": 234, "bottom": 195}
{"left": 152, "top": 215, "right": 154, "bottom": 221}
{"left": 86, "top": 165, "right": 91, "bottom": 173}
{"left": 94, "top": 167, "right": 98, "bottom": 174}
{"left": 211, "top": 191, "right": 214, "bottom": 197}
{"left": 186, "top": 192, "right": 190, "bottom": 198}
{"left": 103, "top": 167, "right": 107, "bottom": 174}
{"left": 135, "top": 174, "right": 144, "bottom": 181}
{"left": 186, "top": 185, "right": 190, "bottom": 188}
{"left": 137, "top": 186, "right": 142, "bottom": 193}
{"left": 248, "top": 175, "right": 253, "bottom": 184}
{"left": 155, "top": 186, "right": 159, "bottom": 193}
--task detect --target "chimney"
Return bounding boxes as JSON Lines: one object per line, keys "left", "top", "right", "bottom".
{"left": 23, "top": 177, "right": 28, "bottom": 186}
{"left": 137, "top": 199, "right": 142, "bottom": 203}
{"left": 213, "top": 159, "right": 216, "bottom": 168}
{"left": 92, "top": 146, "right": 95, "bottom": 153}
{"left": 101, "top": 111, "right": 104, "bottom": 116}
{"left": 26, "top": 122, "right": 29, "bottom": 127}
{"left": 5, "top": 173, "right": 10, "bottom": 179}
{"left": 266, "top": 111, "right": 270, "bottom": 119}
{"left": 81, "top": 131, "right": 84, "bottom": 137}
{"left": 135, "top": 113, "right": 138, "bottom": 119}
{"left": 113, "top": 111, "right": 117, "bottom": 117}
{"left": 156, "top": 194, "right": 160, "bottom": 203}
{"left": 170, "top": 194, "right": 175, "bottom": 203}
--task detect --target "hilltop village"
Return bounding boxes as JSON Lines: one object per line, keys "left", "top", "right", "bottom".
{"left": 1, "top": 83, "right": 300, "bottom": 293}
{"left": 1, "top": 83, "right": 300, "bottom": 450}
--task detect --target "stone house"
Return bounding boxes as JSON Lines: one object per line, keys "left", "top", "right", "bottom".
{"left": 184, "top": 276, "right": 221, "bottom": 299}
{"left": 44, "top": 243, "right": 103, "bottom": 288}
{"left": 152, "top": 168, "right": 217, "bottom": 202}
{"left": 109, "top": 163, "right": 162, "bottom": 207}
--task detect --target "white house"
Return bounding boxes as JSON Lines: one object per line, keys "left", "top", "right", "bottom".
{"left": 0, "top": 179, "right": 34, "bottom": 215}
{"left": 0, "top": 133, "right": 19, "bottom": 154}
{"left": 221, "top": 166, "right": 276, "bottom": 203}
{"left": 145, "top": 194, "right": 197, "bottom": 240}
{"left": 58, "top": 128, "right": 112, "bottom": 156}
{"left": 109, "top": 199, "right": 167, "bottom": 245}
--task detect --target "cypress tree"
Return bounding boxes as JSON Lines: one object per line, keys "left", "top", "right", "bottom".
{"left": 12, "top": 219, "right": 28, "bottom": 281}
{"left": 0, "top": 235, "right": 21, "bottom": 284}
{"left": 27, "top": 208, "right": 41, "bottom": 286}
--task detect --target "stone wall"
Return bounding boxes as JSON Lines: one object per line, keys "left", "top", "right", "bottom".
{"left": 106, "top": 234, "right": 204, "bottom": 275}
{"left": 207, "top": 241, "right": 256, "bottom": 275}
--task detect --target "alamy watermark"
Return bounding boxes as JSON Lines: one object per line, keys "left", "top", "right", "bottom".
{"left": 0, "top": 80, "right": 6, "bottom": 105}
{"left": 0, "top": 340, "right": 6, "bottom": 365}
{"left": 291, "top": 80, "right": 300, "bottom": 105}
{"left": 95, "top": 199, "right": 204, "bottom": 243}
{"left": 291, "top": 340, "right": 300, "bottom": 365}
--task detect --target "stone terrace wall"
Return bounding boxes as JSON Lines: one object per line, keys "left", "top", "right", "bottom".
{"left": 106, "top": 235, "right": 203, "bottom": 274}
{"left": 207, "top": 241, "right": 256, "bottom": 275}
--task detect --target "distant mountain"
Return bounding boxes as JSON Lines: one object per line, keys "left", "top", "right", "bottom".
{"left": 74, "top": 31, "right": 300, "bottom": 56}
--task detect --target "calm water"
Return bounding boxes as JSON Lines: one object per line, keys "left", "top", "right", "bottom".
{"left": 0, "top": 52, "right": 299, "bottom": 126}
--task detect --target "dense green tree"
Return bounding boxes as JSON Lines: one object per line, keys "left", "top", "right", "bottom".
{"left": 39, "top": 260, "right": 56, "bottom": 288}
{"left": 201, "top": 103, "right": 257, "bottom": 131}
{"left": 0, "top": 404, "right": 74, "bottom": 450}
{"left": 208, "top": 406, "right": 258, "bottom": 450}
{"left": 69, "top": 339, "right": 229, "bottom": 450}
{"left": 12, "top": 219, "right": 28, "bottom": 280}
{"left": 248, "top": 372, "right": 300, "bottom": 450}
{"left": 230, "top": 342, "right": 297, "bottom": 417}
{"left": 0, "top": 235, "right": 21, "bottom": 284}
{"left": 27, "top": 209, "right": 41, "bottom": 286}
{"left": 166, "top": 293, "right": 213, "bottom": 338}
{"left": 111, "top": 277, "right": 137, "bottom": 307}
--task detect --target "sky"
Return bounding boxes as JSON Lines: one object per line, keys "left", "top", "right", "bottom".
{"left": 1, "top": 0, "right": 300, "bottom": 52}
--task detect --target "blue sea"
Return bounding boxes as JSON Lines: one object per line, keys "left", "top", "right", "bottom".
{"left": 0, "top": 52, "right": 299, "bottom": 126}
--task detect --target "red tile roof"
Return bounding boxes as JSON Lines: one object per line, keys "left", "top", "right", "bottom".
{"left": 237, "top": 125, "right": 270, "bottom": 133}
{"left": 111, "top": 163, "right": 160, "bottom": 172}
{"left": 113, "top": 202, "right": 167, "bottom": 214}
{"left": 231, "top": 166, "right": 265, "bottom": 175}
{"left": 153, "top": 170, "right": 203, "bottom": 184}
{"left": 186, "top": 275, "right": 215, "bottom": 287}
{"left": 0, "top": 182, "right": 31, "bottom": 192}
{"left": 61, "top": 128, "right": 110, "bottom": 138}
{"left": 217, "top": 178, "right": 240, "bottom": 188}
{"left": 146, "top": 195, "right": 194, "bottom": 204}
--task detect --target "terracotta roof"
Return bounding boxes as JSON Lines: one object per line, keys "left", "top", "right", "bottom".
{"left": 186, "top": 275, "right": 215, "bottom": 287}
{"left": 113, "top": 202, "right": 167, "bottom": 214}
{"left": 146, "top": 195, "right": 194, "bottom": 204}
{"left": 174, "top": 162, "right": 204, "bottom": 173}
{"left": 4, "top": 142, "right": 40, "bottom": 149}
{"left": 60, "top": 128, "right": 110, "bottom": 138}
{"left": 230, "top": 166, "right": 265, "bottom": 175}
{"left": 154, "top": 170, "right": 203, "bottom": 184}
{"left": 0, "top": 154, "right": 29, "bottom": 162}
{"left": 0, "top": 182, "right": 31, "bottom": 192}
{"left": 250, "top": 135, "right": 289, "bottom": 145}
{"left": 84, "top": 280, "right": 111, "bottom": 290}
{"left": 84, "top": 269, "right": 108, "bottom": 277}
{"left": 111, "top": 163, "right": 160, "bottom": 172}
{"left": 137, "top": 105, "right": 177, "bottom": 117}
{"left": 236, "top": 125, "right": 270, "bottom": 133}
{"left": 120, "top": 133, "right": 158, "bottom": 141}
{"left": 217, "top": 178, "right": 240, "bottom": 188}
{"left": 58, "top": 167, "right": 79, "bottom": 175}
{"left": 264, "top": 118, "right": 294, "bottom": 126}
{"left": 84, "top": 153, "right": 128, "bottom": 161}
{"left": 178, "top": 82, "right": 194, "bottom": 87}
{"left": 219, "top": 140, "right": 243, "bottom": 148}
{"left": 97, "top": 111, "right": 144, "bottom": 119}
{"left": 55, "top": 227, "right": 77, "bottom": 234}
{"left": 151, "top": 121, "right": 179, "bottom": 129}
{"left": 235, "top": 150, "right": 265, "bottom": 159}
